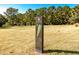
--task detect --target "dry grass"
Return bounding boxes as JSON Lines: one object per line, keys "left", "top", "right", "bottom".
{"left": 0, "top": 26, "right": 35, "bottom": 55}
{"left": 0, "top": 25, "right": 79, "bottom": 55}
{"left": 44, "top": 25, "right": 79, "bottom": 55}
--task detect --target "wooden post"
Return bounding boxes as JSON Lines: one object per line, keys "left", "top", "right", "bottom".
{"left": 35, "top": 15, "right": 44, "bottom": 53}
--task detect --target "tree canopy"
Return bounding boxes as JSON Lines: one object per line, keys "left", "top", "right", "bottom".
{"left": 1, "top": 5, "right": 79, "bottom": 27}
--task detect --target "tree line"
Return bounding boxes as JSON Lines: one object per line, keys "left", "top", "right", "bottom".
{"left": 1, "top": 5, "right": 79, "bottom": 27}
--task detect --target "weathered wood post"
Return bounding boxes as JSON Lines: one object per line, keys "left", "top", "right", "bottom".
{"left": 35, "top": 15, "right": 44, "bottom": 53}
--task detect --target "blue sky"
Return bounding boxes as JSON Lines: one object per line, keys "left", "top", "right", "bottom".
{"left": 0, "top": 4, "right": 77, "bottom": 14}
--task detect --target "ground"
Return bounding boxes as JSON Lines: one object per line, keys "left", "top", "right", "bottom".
{"left": 0, "top": 26, "right": 35, "bottom": 55}
{"left": 0, "top": 25, "right": 79, "bottom": 55}
{"left": 44, "top": 25, "right": 79, "bottom": 55}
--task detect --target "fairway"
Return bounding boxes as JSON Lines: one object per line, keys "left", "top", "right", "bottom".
{"left": 0, "top": 25, "right": 79, "bottom": 54}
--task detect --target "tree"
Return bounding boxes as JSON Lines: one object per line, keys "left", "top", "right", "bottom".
{"left": 69, "top": 5, "right": 79, "bottom": 24}
{"left": 4, "top": 7, "right": 18, "bottom": 26}
{"left": 35, "top": 7, "right": 48, "bottom": 24}
{"left": 51, "top": 6, "right": 71, "bottom": 25}
{"left": 0, "top": 14, "right": 7, "bottom": 27}
{"left": 3, "top": 5, "right": 79, "bottom": 26}
{"left": 47, "top": 6, "right": 56, "bottom": 24}
{"left": 24, "top": 9, "right": 36, "bottom": 25}
{"left": 16, "top": 13, "right": 24, "bottom": 26}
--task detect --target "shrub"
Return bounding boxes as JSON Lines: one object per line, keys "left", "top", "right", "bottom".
{"left": 0, "top": 14, "right": 7, "bottom": 27}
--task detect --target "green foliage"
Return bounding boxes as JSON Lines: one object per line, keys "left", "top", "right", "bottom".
{"left": 0, "top": 5, "right": 79, "bottom": 27}
{"left": 0, "top": 14, "right": 7, "bottom": 27}
{"left": 4, "top": 7, "right": 18, "bottom": 26}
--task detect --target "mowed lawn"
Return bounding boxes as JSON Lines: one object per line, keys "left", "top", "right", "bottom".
{"left": 0, "top": 25, "right": 79, "bottom": 54}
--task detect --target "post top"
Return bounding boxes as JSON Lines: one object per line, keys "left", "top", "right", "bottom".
{"left": 36, "top": 14, "right": 42, "bottom": 17}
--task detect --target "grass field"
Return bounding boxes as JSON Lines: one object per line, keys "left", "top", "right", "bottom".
{"left": 0, "top": 25, "right": 79, "bottom": 55}
{"left": 44, "top": 25, "right": 79, "bottom": 55}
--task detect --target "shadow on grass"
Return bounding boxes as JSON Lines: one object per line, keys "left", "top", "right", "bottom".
{"left": 0, "top": 25, "right": 13, "bottom": 29}
{"left": 44, "top": 49, "right": 79, "bottom": 54}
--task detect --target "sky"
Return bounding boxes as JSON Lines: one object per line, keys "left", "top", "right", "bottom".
{"left": 0, "top": 4, "right": 77, "bottom": 14}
